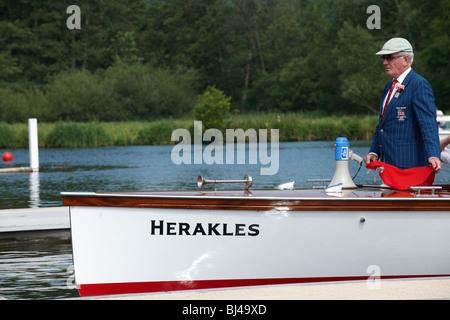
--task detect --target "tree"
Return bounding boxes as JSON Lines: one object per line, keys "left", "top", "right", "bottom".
{"left": 420, "top": 0, "right": 450, "bottom": 110}
{"left": 245, "top": 1, "right": 339, "bottom": 113}
{"left": 334, "top": 22, "right": 386, "bottom": 114}
{"left": 110, "top": 31, "right": 143, "bottom": 65}
{"left": 193, "top": 86, "right": 231, "bottom": 130}
{"left": 0, "top": 0, "right": 448, "bottom": 119}
{"left": 0, "top": 22, "right": 23, "bottom": 83}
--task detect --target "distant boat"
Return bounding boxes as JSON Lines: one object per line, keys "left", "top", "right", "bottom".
{"left": 439, "top": 128, "right": 450, "bottom": 143}
{"left": 438, "top": 116, "right": 450, "bottom": 143}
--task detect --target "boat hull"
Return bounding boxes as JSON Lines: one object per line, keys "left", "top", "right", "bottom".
{"left": 68, "top": 202, "right": 450, "bottom": 297}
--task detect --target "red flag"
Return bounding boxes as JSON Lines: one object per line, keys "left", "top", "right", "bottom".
{"left": 366, "top": 161, "right": 435, "bottom": 190}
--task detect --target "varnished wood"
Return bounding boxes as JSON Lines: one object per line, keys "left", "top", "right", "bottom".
{"left": 62, "top": 186, "right": 450, "bottom": 212}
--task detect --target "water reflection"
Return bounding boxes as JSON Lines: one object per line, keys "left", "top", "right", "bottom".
{"left": 1, "top": 141, "right": 450, "bottom": 210}
{"left": 0, "top": 242, "right": 78, "bottom": 300}
{"left": 1, "top": 141, "right": 450, "bottom": 299}
{"left": 29, "top": 171, "right": 40, "bottom": 208}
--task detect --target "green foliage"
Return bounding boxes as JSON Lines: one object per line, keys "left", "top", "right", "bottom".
{"left": 135, "top": 120, "right": 183, "bottom": 145}
{"left": 420, "top": 0, "right": 450, "bottom": 109}
{"left": 102, "top": 62, "right": 198, "bottom": 120}
{"left": 193, "top": 86, "right": 231, "bottom": 130}
{"left": 0, "top": 21, "right": 23, "bottom": 83}
{"left": 0, "top": 88, "right": 25, "bottom": 123}
{"left": 334, "top": 22, "right": 386, "bottom": 114}
{"left": 1, "top": 63, "right": 199, "bottom": 123}
{"left": 0, "top": 0, "right": 448, "bottom": 119}
{"left": 44, "top": 69, "right": 117, "bottom": 122}
{"left": 45, "top": 122, "right": 109, "bottom": 148}
{"left": 1, "top": 114, "right": 379, "bottom": 148}
{"left": 110, "top": 31, "right": 143, "bottom": 65}
{"left": 0, "top": 122, "right": 13, "bottom": 148}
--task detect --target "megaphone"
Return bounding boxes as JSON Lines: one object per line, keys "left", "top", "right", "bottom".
{"left": 327, "top": 137, "right": 358, "bottom": 191}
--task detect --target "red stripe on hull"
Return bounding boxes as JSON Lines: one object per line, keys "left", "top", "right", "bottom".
{"left": 78, "top": 274, "right": 450, "bottom": 297}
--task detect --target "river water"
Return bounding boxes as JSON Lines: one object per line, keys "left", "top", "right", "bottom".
{"left": 1, "top": 141, "right": 449, "bottom": 299}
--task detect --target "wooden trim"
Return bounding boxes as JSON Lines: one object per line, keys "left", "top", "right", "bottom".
{"left": 62, "top": 190, "right": 450, "bottom": 211}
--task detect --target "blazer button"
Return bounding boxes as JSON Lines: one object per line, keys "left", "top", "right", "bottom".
{"left": 380, "top": 129, "right": 384, "bottom": 133}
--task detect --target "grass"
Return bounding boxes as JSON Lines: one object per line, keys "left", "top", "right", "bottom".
{"left": 0, "top": 113, "right": 379, "bottom": 149}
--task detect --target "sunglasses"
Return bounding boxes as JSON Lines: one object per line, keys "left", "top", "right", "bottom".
{"left": 380, "top": 54, "right": 405, "bottom": 62}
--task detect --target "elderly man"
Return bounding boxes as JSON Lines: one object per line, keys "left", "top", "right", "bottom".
{"left": 364, "top": 37, "right": 441, "bottom": 173}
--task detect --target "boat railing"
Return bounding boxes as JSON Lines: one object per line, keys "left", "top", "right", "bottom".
{"left": 410, "top": 186, "right": 442, "bottom": 197}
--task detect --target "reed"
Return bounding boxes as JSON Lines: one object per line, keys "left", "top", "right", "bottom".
{"left": 0, "top": 114, "right": 378, "bottom": 149}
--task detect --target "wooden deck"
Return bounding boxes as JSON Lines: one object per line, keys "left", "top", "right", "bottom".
{"left": 0, "top": 206, "right": 70, "bottom": 240}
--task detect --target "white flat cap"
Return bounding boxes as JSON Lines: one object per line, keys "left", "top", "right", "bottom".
{"left": 376, "top": 37, "right": 413, "bottom": 55}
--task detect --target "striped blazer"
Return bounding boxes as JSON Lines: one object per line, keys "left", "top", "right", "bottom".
{"left": 369, "top": 69, "right": 440, "bottom": 169}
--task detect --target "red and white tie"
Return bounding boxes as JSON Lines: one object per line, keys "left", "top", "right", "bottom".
{"left": 381, "top": 79, "right": 398, "bottom": 122}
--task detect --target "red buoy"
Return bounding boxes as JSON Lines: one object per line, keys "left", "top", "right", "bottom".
{"left": 2, "top": 152, "right": 13, "bottom": 162}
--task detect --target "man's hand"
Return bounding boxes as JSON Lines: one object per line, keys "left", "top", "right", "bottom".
{"left": 364, "top": 153, "right": 378, "bottom": 165}
{"left": 428, "top": 157, "right": 442, "bottom": 173}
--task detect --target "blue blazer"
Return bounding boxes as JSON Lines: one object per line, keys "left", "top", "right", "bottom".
{"left": 369, "top": 69, "right": 440, "bottom": 169}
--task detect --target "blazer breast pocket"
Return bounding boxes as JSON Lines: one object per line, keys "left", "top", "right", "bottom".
{"left": 395, "top": 106, "right": 407, "bottom": 123}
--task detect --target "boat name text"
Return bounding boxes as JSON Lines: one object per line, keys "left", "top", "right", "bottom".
{"left": 150, "top": 220, "right": 260, "bottom": 236}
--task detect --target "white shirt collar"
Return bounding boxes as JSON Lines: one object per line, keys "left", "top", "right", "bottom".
{"left": 395, "top": 67, "right": 411, "bottom": 84}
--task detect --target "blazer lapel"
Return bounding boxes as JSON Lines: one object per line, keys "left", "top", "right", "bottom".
{"left": 381, "top": 69, "right": 415, "bottom": 123}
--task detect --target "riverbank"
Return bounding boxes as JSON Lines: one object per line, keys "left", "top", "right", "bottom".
{"left": 1, "top": 113, "right": 378, "bottom": 149}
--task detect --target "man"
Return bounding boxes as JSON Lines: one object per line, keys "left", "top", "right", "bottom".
{"left": 364, "top": 37, "right": 441, "bottom": 173}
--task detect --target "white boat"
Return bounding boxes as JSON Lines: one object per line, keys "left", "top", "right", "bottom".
{"left": 438, "top": 116, "right": 450, "bottom": 142}
{"left": 439, "top": 128, "right": 450, "bottom": 142}
{"left": 62, "top": 181, "right": 450, "bottom": 297}
{"left": 62, "top": 137, "right": 450, "bottom": 297}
